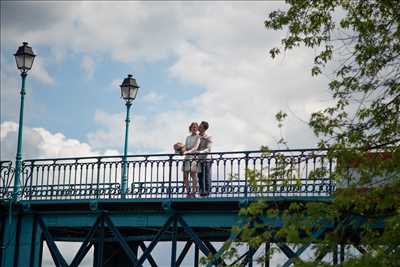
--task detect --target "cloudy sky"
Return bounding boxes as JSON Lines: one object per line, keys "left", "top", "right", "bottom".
{"left": 1, "top": 2, "right": 332, "bottom": 265}
{"left": 0, "top": 1, "right": 333, "bottom": 162}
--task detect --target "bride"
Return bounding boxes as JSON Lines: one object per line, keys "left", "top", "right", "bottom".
{"left": 181, "top": 122, "right": 200, "bottom": 197}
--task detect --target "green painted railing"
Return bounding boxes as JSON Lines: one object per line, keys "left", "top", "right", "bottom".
{"left": 0, "top": 149, "right": 335, "bottom": 201}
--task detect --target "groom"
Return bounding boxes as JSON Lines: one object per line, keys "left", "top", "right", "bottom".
{"left": 197, "top": 121, "right": 212, "bottom": 196}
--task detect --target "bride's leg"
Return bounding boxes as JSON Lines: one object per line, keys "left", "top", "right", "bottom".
{"left": 183, "top": 172, "right": 190, "bottom": 195}
{"left": 190, "top": 171, "right": 198, "bottom": 195}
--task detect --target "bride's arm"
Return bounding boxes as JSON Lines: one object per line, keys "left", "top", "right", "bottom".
{"left": 184, "top": 136, "right": 200, "bottom": 154}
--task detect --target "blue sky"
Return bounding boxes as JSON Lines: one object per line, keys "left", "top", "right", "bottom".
{"left": 1, "top": 1, "right": 332, "bottom": 161}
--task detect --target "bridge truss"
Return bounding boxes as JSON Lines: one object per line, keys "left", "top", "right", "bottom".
{"left": 0, "top": 149, "right": 372, "bottom": 266}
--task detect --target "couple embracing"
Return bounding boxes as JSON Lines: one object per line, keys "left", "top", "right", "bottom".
{"left": 174, "top": 121, "right": 212, "bottom": 198}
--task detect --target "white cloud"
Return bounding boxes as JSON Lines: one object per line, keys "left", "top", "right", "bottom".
{"left": 80, "top": 55, "right": 95, "bottom": 79}
{"left": 1, "top": 2, "right": 184, "bottom": 63}
{"left": 170, "top": 44, "right": 325, "bottom": 148}
{"left": 110, "top": 78, "right": 121, "bottom": 89}
{"left": 0, "top": 59, "right": 20, "bottom": 122}
{"left": 2, "top": 2, "right": 332, "bottom": 155}
{"left": 142, "top": 91, "right": 163, "bottom": 105}
{"left": 87, "top": 110, "right": 193, "bottom": 154}
{"left": 0, "top": 121, "right": 117, "bottom": 160}
{"left": 80, "top": 2, "right": 330, "bottom": 153}
{"left": 0, "top": 57, "right": 52, "bottom": 125}
{"left": 30, "top": 56, "right": 55, "bottom": 85}
{"left": 1, "top": 39, "right": 56, "bottom": 127}
{"left": 0, "top": 121, "right": 18, "bottom": 141}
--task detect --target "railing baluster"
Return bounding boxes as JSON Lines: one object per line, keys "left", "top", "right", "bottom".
{"left": 175, "top": 159, "right": 179, "bottom": 198}
{"left": 244, "top": 152, "right": 249, "bottom": 200}
{"left": 28, "top": 160, "right": 34, "bottom": 202}
{"left": 223, "top": 159, "right": 227, "bottom": 198}
{"left": 156, "top": 160, "right": 160, "bottom": 198}
{"left": 162, "top": 161, "right": 166, "bottom": 198}
{"left": 96, "top": 158, "right": 101, "bottom": 200}
{"left": 216, "top": 155, "right": 220, "bottom": 195}
{"left": 168, "top": 155, "right": 173, "bottom": 199}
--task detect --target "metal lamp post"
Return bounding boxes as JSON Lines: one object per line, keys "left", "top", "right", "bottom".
{"left": 120, "top": 74, "right": 139, "bottom": 197}
{"left": 13, "top": 42, "right": 36, "bottom": 201}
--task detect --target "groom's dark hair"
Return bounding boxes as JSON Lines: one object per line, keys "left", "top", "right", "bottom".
{"left": 200, "top": 121, "right": 209, "bottom": 130}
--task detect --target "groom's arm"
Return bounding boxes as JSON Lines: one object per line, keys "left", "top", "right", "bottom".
{"left": 197, "top": 136, "right": 212, "bottom": 154}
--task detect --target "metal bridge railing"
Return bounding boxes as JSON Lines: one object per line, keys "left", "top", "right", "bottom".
{"left": 0, "top": 149, "right": 335, "bottom": 201}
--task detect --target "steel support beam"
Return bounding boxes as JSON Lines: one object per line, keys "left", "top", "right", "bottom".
{"left": 340, "top": 244, "right": 345, "bottom": 263}
{"left": 204, "top": 240, "right": 226, "bottom": 266}
{"left": 265, "top": 242, "right": 270, "bottom": 267}
{"left": 230, "top": 244, "right": 260, "bottom": 267}
{"left": 70, "top": 215, "right": 102, "bottom": 267}
{"left": 137, "top": 215, "right": 175, "bottom": 266}
{"left": 29, "top": 214, "right": 42, "bottom": 267}
{"left": 333, "top": 244, "right": 338, "bottom": 265}
{"left": 315, "top": 246, "right": 330, "bottom": 262}
{"left": 95, "top": 218, "right": 104, "bottom": 267}
{"left": 230, "top": 251, "right": 249, "bottom": 266}
{"left": 243, "top": 245, "right": 258, "bottom": 267}
{"left": 207, "top": 218, "right": 245, "bottom": 267}
{"left": 355, "top": 244, "right": 366, "bottom": 255}
{"left": 0, "top": 214, "right": 5, "bottom": 266}
{"left": 99, "top": 242, "right": 138, "bottom": 267}
{"left": 4, "top": 213, "right": 43, "bottom": 267}
{"left": 203, "top": 240, "right": 218, "bottom": 255}
{"left": 171, "top": 217, "right": 178, "bottom": 267}
{"left": 19, "top": 214, "right": 42, "bottom": 267}
{"left": 277, "top": 243, "right": 296, "bottom": 261}
{"left": 1, "top": 192, "right": 379, "bottom": 267}
{"left": 138, "top": 241, "right": 157, "bottom": 267}
{"left": 176, "top": 241, "right": 193, "bottom": 267}
{"left": 14, "top": 213, "right": 22, "bottom": 267}
{"left": 176, "top": 215, "right": 210, "bottom": 256}
{"left": 37, "top": 215, "right": 68, "bottom": 267}
{"left": 194, "top": 245, "right": 199, "bottom": 267}
{"left": 103, "top": 214, "right": 139, "bottom": 266}
{"left": 281, "top": 225, "right": 327, "bottom": 267}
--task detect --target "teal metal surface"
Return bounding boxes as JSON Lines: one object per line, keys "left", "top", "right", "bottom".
{"left": 280, "top": 224, "right": 328, "bottom": 267}
{"left": 1, "top": 149, "right": 335, "bottom": 202}
{"left": 138, "top": 242, "right": 157, "bottom": 267}
{"left": 13, "top": 72, "right": 27, "bottom": 201}
{"left": 38, "top": 214, "right": 69, "bottom": 267}
{"left": 0, "top": 208, "right": 376, "bottom": 266}
{"left": 121, "top": 101, "right": 132, "bottom": 197}
{"left": 69, "top": 216, "right": 102, "bottom": 267}
{"left": 207, "top": 217, "right": 247, "bottom": 266}
{"left": 0, "top": 213, "right": 42, "bottom": 267}
{"left": 0, "top": 149, "right": 385, "bottom": 266}
{"left": 171, "top": 217, "right": 177, "bottom": 267}
{"left": 104, "top": 213, "right": 140, "bottom": 265}
{"left": 176, "top": 240, "right": 193, "bottom": 266}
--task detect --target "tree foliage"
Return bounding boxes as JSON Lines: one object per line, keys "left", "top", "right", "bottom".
{"left": 213, "top": 1, "right": 400, "bottom": 266}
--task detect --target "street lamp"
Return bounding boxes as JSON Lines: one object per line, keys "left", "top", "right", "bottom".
{"left": 120, "top": 74, "right": 139, "bottom": 197}
{"left": 13, "top": 42, "right": 36, "bottom": 200}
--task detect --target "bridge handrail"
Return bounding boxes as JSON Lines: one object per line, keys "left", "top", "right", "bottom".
{"left": 21, "top": 148, "right": 328, "bottom": 162}
{"left": 1, "top": 149, "right": 335, "bottom": 201}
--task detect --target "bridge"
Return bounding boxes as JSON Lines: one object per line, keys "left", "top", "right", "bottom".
{"left": 0, "top": 149, "right": 344, "bottom": 267}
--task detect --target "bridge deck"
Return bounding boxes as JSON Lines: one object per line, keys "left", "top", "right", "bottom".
{"left": 1, "top": 195, "right": 333, "bottom": 244}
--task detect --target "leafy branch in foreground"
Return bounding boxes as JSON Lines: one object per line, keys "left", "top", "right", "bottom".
{"left": 206, "top": 0, "right": 400, "bottom": 266}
